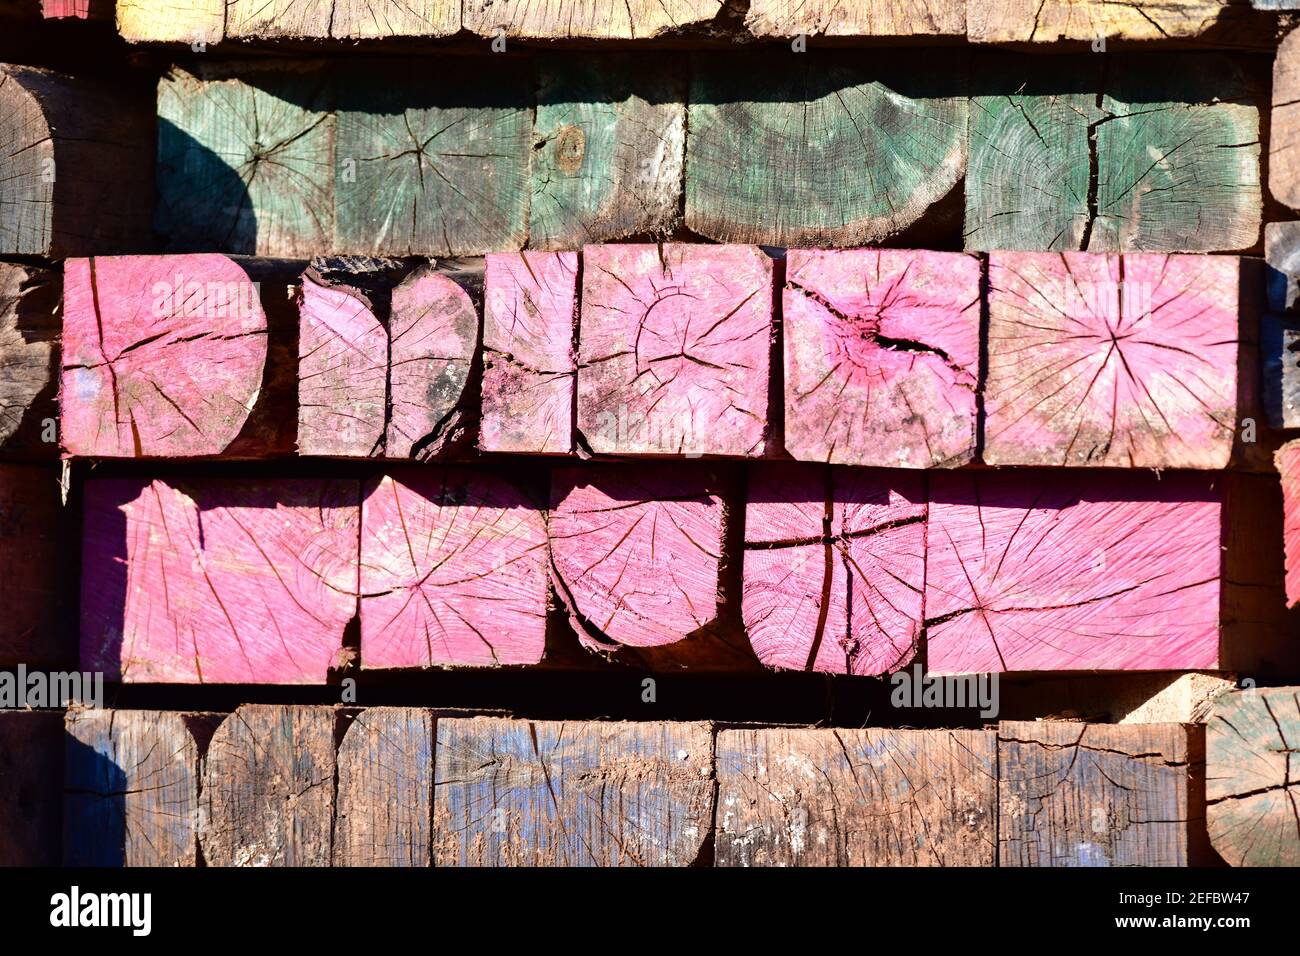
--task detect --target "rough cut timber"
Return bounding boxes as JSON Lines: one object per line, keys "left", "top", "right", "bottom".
{"left": 334, "top": 708, "right": 434, "bottom": 866}
{"left": 926, "top": 471, "right": 1278, "bottom": 674}
{"left": 968, "top": 0, "right": 1251, "bottom": 42}
{"left": 0, "top": 464, "right": 64, "bottom": 667}
{"left": 360, "top": 469, "right": 549, "bottom": 669}
{"left": 117, "top": 0, "right": 224, "bottom": 44}
{"left": 578, "top": 244, "right": 773, "bottom": 457}
{"left": 984, "top": 252, "right": 1244, "bottom": 469}
{"left": 64, "top": 709, "right": 206, "bottom": 867}
{"left": 335, "top": 59, "right": 530, "bottom": 257}
{"left": 550, "top": 464, "right": 728, "bottom": 653}
{"left": 0, "top": 64, "right": 153, "bottom": 257}
{"left": 688, "top": 53, "right": 967, "bottom": 247}
{"left": 1261, "top": 314, "right": 1300, "bottom": 429}
{"left": 0, "top": 711, "right": 61, "bottom": 866}
{"left": 200, "top": 705, "right": 337, "bottom": 867}
{"left": 40, "top": 0, "right": 109, "bottom": 17}
{"left": 1273, "top": 28, "right": 1300, "bottom": 211}
{"left": 434, "top": 718, "right": 714, "bottom": 866}
{"left": 1277, "top": 441, "right": 1300, "bottom": 606}
{"left": 746, "top": 0, "right": 965, "bottom": 36}
{"left": 60, "top": 255, "right": 273, "bottom": 459}
{"left": 531, "top": 57, "right": 685, "bottom": 251}
{"left": 716, "top": 728, "right": 995, "bottom": 866}
{"left": 743, "top": 463, "right": 925, "bottom": 676}
{"left": 226, "top": 0, "right": 459, "bottom": 37}
{"left": 81, "top": 477, "right": 360, "bottom": 684}
{"left": 784, "top": 248, "right": 980, "bottom": 468}
{"left": 463, "top": 0, "right": 724, "bottom": 38}
{"left": 157, "top": 61, "right": 333, "bottom": 258}
{"left": 0, "top": 263, "right": 58, "bottom": 459}
{"left": 481, "top": 251, "right": 577, "bottom": 454}
{"left": 999, "top": 671, "right": 1238, "bottom": 725}
{"left": 966, "top": 54, "right": 1262, "bottom": 253}
{"left": 999, "top": 721, "right": 1209, "bottom": 867}
{"left": 1266, "top": 221, "right": 1300, "bottom": 313}
{"left": 1206, "top": 685, "right": 1300, "bottom": 866}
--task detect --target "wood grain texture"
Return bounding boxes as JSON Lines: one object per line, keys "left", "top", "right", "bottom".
{"left": 0, "top": 463, "right": 64, "bottom": 667}
{"left": 360, "top": 469, "right": 549, "bottom": 668}
{"left": 0, "top": 263, "right": 58, "bottom": 459}
{"left": 999, "top": 721, "right": 1208, "bottom": 867}
{"left": 1274, "top": 28, "right": 1300, "bottom": 211}
{"left": 926, "top": 471, "right": 1229, "bottom": 673}
{"left": 433, "top": 718, "right": 714, "bottom": 866}
{"left": 225, "top": 0, "right": 331, "bottom": 37}
{"left": 0, "top": 64, "right": 153, "bottom": 257}
{"left": 117, "top": 0, "right": 223, "bottom": 43}
{"left": 688, "top": 52, "right": 966, "bottom": 247}
{"left": 200, "top": 705, "right": 337, "bottom": 867}
{"left": 0, "top": 710, "right": 61, "bottom": 865}
{"left": 743, "top": 463, "right": 925, "bottom": 676}
{"left": 716, "top": 728, "right": 995, "bottom": 866}
{"left": 746, "top": 0, "right": 965, "bottom": 36}
{"left": 1265, "top": 221, "right": 1300, "bottom": 313}
{"left": 969, "top": 0, "right": 1242, "bottom": 42}
{"left": 64, "top": 709, "right": 202, "bottom": 867}
{"left": 463, "top": 0, "right": 724, "bottom": 38}
{"left": 334, "top": 707, "right": 434, "bottom": 866}
{"left": 1260, "top": 313, "right": 1299, "bottom": 429}
{"left": 985, "top": 252, "right": 1242, "bottom": 468}
{"left": 1206, "top": 686, "right": 1300, "bottom": 866}
{"left": 784, "top": 248, "right": 979, "bottom": 468}
{"left": 1278, "top": 440, "right": 1300, "bottom": 606}
{"left": 335, "top": 59, "right": 530, "bottom": 257}
{"left": 531, "top": 57, "right": 685, "bottom": 251}
{"left": 550, "top": 464, "right": 728, "bottom": 652}
{"left": 41, "top": 0, "right": 112, "bottom": 18}
{"left": 61, "top": 255, "right": 269, "bottom": 459}
{"left": 81, "top": 477, "right": 360, "bottom": 684}
{"left": 158, "top": 61, "right": 333, "bottom": 257}
{"left": 577, "top": 243, "right": 773, "bottom": 457}
{"left": 481, "top": 251, "right": 577, "bottom": 454}
{"left": 967, "top": 54, "right": 1261, "bottom": 253}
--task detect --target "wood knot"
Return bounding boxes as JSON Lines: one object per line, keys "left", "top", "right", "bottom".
{"left": 555, "top": 125, "right": 586, "bottom": 174}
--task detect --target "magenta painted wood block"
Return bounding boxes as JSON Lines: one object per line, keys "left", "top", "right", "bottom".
{"left": 743, "top": 463, "right": 925, "bottom": 675}
{"left": 1278, "top": 441, "right": 1300, "bottom": 607}
{"left": 577, "top": 244, "right": 773, "bottom": 457}
{"left": 61, "top": 255, "right": 267, "bottom": 458}
{"left": 81, "top": 477, "right": 360, "bottom": 683}
{"left": 926, "top": 470, "right": 1225, "bottom": 674}
{"left": 985, "top": 252, "right": 1241, "bottom": 469}
{"left": 481, "top": 251, "right": 577, "bottom": 455}
{"left": 784, "top": 249, "right": 980, "bottom": 468}
{"left": 359, "top": 468, "right": 549, "bottom": 668}
{"left": 550, "top": 465, "right": 726, "bottom": 649}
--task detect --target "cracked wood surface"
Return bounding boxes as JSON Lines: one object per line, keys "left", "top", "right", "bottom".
{"left": 550, "top": 464, "right": 727, "bottom": 651}
{"left": 1277, "top": 440, "right": 1300, "bottom": 606}
{"left": 334, "top": 707, "right": 434, "bottom": 866}
{"left": 481, "top": 251, "right": 577, "bottom": 454}
{"left": 0, "top": 711, "right": 61, "bottom": 865}
{"left": 531, "top": 56, "right": 685, "bottom": 251}
{"left": 61, "top": 255, "right": 269, "bottom": 459}
{"left": 226, "top": 0, "right": 459, "bottom": 38}
{"left": 81, "top": 477, "right": 360, "bottom": 683}
{"left": 746, "top": 0, "right": 965, "bottom": 36}
{"left": 0, "top": 263, "right": 58, "bottom": 459}
{"left": 743, "top": 463, "right": 925, "bottom": 676}
{"left": 716, "top": 728, "right": 995, "bottom": 866}
{"left": 158, "top": 61, "right": 334, "bottom": 258}
{"left": 1263, "top": 224, "right": 1300, "bottom": 427}
{"left": 64, "top": 709, "right": 205, "bottom": 867}
{"left": 463, "top": 0, "right": 725, "bottom": 37}
{"left": 0, "top": 64, "right": 153, "bottom": 256}
{"left": 784, "top": 248, "right": 979, "bottom": 468}
{"left": 577, "top": 243, "right": 773, "bottom": 457}
{"left": 687, "top": 52, "right": 967, "bottom": 247}
{"left": 926, "top": 470, "right": 1229, "bottom": 673}
{"left": 966, "top": 54, "right": 1261, "bottom": 253}
{"left": 999, "top": 721, "right": 1209, "bottom": 867}
{"left": 360, "top": 468, "right": 549, "bottom": 668}
{"left": 1273, "top": 27, "right": 1300, "bottom": 211}
{"left": 117, "top": 0, "right": 223, "bottom": 42}
{"left": 433, "top": 717, "right": 714, "bottom": 866}
{"left": 969, "top": 0, "right": 1247, "bottom": 42}
{"left": 200, "top": 705, "right": 337, "bottom": 867}
{"left": 335, "top": 59, "right": 530, "bottom": 257}
{"left": 1206, "top": 685, "right": 1300, "bottom": 866}
{"left": 0, "top": 465, "right": 64, "bottom": 668}
{"left": 984, "top": 252, "right": 1242, "bottom": 469}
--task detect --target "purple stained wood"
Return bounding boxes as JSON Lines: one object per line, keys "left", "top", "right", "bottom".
{"left": 549, "top": 464, "right": 727, "bottom": 650}
{"left": 742, "top": 462, "right": 925, "bottom": 676}
{"left": 784, "top": 248, "right": 980, "bottom": 467}
{"left": 480, "top": 251, "right": 577, "bottom": 454}
{"left": 577, "top": 243, "right": 773, "bottom": 457}
{"left": 61, "top": 255, "right": 268, "bottom": 458}
{"left": 359, "top": 468, "right": 549, "bottom": 668}
{"left": 81, "top": 477, "right": 360, "bottom": 683}
{"left": 1279, "top": 440, "right": 1300, "bottom": 607}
